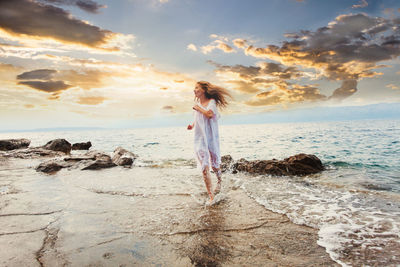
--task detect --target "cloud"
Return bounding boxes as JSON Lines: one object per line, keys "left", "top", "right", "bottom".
{"left": 38, "top": 0, "right": 106, "bottom": 13}
{"left": 16, "top": 68, "right": 109, "bottom": 96}
{"left": 18, "top": 80, "right": 72, "bottom": 94}
{"left": 187, "top": 43, "right": 197, "bottom": 51}
{"left": 0, "top": 0, "right": 121, "bottom": 50}
{"left": 329, "top": 79, "right": 358, "bottom": 100}
{"left": 243, "top": 13, "right": 399, "bottom": 81}
{"left": 233, "top": 38, "right": 247, "bottom": 48}
{"left": 246, "top": 84, "right": 326, "bottom": 106}
{"left": 209, "top": 60, "right": 303, "bottom": 84}
{"left": 386, "top": 84, "right": 400, "bottom": 90}
{"left": 216, "top": 40, "right": 234, "bottom": 53}
{"left": 352, "top": 0, "right": 368, "bottom": 9}
{"left": 77, "top": 96, "right": 108, "bottom": 105}
{"left": 17, "top": 69, "right": 56, "bottom": 80}
{"left": 201, "top": 40, "right": 235, "bottom": 54}
{"left": 209, "top": 59, "right": 329, "bottom": 105}
{"left": 161, "top": 105, "right": 174, "bottom": 112}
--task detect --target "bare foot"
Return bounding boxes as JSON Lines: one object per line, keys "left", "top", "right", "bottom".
{"left": 213, "top": 181, "right": 221, "bottom": 195}
{"left": 209, "top": 194, "right": 214, "bottom": 203}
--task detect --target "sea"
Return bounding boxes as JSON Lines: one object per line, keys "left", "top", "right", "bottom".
{"left": 1, "top": 118, "right": 399, "bottom": 266}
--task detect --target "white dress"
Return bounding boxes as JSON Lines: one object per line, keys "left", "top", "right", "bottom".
{"left": 193, "top": 98, "right": 221, "bottom": 172}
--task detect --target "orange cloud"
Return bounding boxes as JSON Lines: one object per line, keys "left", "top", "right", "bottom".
{"left": 77, "top": 96, "right": 108, "bottom": 105}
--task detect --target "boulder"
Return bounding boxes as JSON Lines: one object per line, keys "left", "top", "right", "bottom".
{"left": 220, "top": 154, "right": 234, "bottom": 172}
{"left": 36, "top": 160, "right": 72, "bottom": 174}
{"left": 112, "top": 147, "right": 137, "bottom": 167}
{"left": 81, "top": 152, "right": 117, "bottom": 170}
{"left": 0, "top": 139, "right": 30, "bottom": 151}
{"left": 232, "top": 153, "right": 324, "bottom": 176}
{"left": 43, "top": 139, "right": 71, "bottom": 154}
{"left": 72, "top": 141, "right": 92, "bottom": 150}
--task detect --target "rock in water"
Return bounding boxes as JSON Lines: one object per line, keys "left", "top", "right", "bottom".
{"left": 284, "top": 153, "right": 324, "bottom": 176}
{"left": 0, "top": 139, "right": 31, "bottom": 151}
{"left": 232, "top": 153, "right": 324, "bottom": 176}
{"left": 220, "top": 155, "right": 234, "bottom": 172}
{"left": 72, "top": 141, "right": 92, "bottom": 150}
{"left": 112, "top": 147, "right": 137, "bottom": 167}
{"left": 36, "top": 160, "right": 68, "bottom": 174}
{"left": 43, "top": 139, "right": 72, "bottom": 154}
{"left": 81, "top": 153, "right": 117, "bottom": 170}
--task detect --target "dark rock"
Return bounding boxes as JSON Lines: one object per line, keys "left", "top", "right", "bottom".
{"left": 232, "top": 153, "right": 324, "bottom": 176}
{"left": 43, "top": 139, "right": 71, "bottom": 154}
{"left": 36, "top": 160, "right": 68, "bottom": 174}
{"left": 81, "top": 152, "right": 117, "bottom": 170}
{"left": 220, "top": 155, "right": 234, "bottom": 172}
{"left": 72, "top": 141, "right": 92, "bottom": 150}
{"left": 112, "top": 147, "right": 137, "bottom": 167}
{"left": 0, "top": 139, "right": 31, "bottom": 151}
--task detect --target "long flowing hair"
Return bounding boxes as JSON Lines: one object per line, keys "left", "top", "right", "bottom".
{"left": 195, "top": 81, "right": 232, "bottom": 109}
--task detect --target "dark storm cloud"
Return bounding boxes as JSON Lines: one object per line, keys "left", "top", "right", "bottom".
{"left": 17, "top": 69, "right": 57, "bottom": 80}
{"left": 0, "top": 0, "right": 116, "bottom": 49}
{"left": 18, "top": 80, "right": 72, "bottom": 93}
{"left": 39, "top": 0, "right": 106, "bottom": 13}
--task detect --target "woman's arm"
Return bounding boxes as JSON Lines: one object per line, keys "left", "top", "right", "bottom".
{"left": 193, "top": 105, "right": 214, "bottom": 118}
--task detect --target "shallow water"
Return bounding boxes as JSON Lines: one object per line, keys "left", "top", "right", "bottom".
{"left": 1, "top": 118, "right": 399, "bottom": 266}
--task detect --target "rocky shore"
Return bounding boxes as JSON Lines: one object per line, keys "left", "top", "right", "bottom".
{"left": 0, "top": 138, "right": 337, "bottom": 266}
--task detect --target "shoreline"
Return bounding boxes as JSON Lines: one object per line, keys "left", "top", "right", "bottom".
{"left": 0, "top": 157, "right": 337, "bottom": 266}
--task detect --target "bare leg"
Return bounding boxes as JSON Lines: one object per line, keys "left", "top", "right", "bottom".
{"left": 212, "top": 167, "right": 222, "bottom": 195}
{"left": 202, "top": 167, "right": 214, "bottom": 202}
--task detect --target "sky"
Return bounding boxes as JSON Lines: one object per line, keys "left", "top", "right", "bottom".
{"left": 0, "top": 0, "right": 399, "bottom": 130}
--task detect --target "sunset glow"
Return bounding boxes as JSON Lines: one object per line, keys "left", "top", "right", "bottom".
{"left": 1, "top": 0, "right": 399, "bottom": 130}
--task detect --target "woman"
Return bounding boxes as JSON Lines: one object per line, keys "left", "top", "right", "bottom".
{"left": 187, "top": 81, "right": 231, "bottom": 203}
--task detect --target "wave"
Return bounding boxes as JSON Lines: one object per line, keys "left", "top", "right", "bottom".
{"left": 234, "top": 173, "right": 400, "bottom": 266}
{"left": 326, "top": 161, "right": 391, "bottom": 170}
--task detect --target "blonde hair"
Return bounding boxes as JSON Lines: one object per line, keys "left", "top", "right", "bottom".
{"left": 195, "top": 81, "right": 232, "bottom": 109}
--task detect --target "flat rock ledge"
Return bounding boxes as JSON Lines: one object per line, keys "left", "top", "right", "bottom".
{"left": 36, "top": 149, "right": 138, "bottom": 173}
{"left": 0, "top": 138, "right": 31, "bottom": 151}
{"left": 221, "top": 153, "right": 324, "bottom": 176}
{"left": 0, "top": 138, "right": 137, "bottom": 174}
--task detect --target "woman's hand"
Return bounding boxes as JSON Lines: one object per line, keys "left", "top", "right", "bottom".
{"left": 192, "top": 105, "right": 202, "bottom": 112}
{"left": 187, "top": 123, "right": 194, "bottom": 130}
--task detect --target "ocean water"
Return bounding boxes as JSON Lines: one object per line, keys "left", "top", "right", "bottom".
{"left": 1, "top": 119, "right": 399, "bottom": 266}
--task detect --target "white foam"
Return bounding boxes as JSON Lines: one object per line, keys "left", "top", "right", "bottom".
{"left": 233, "top": 174, "right": 400, "bottom": 266}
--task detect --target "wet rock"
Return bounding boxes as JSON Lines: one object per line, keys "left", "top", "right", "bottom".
{"left": 220, "top": 155, "right": 234, "bottom": 172}
{"left": 112, "top": 147, "right": 137, "bottom": 167}
{"left": 36, "top": 160, "right": 71, "bottom": 174}
{"left": 81, "top": 152, "right": 117, "bottom": 170}
{"left": 72, "top": 141, "right": 92, "bottom": 150}
{"left": 232, "top": 153, "right": 324, "bottom": 176}
{"left": 0, "top": 139, "right": 31, "bottom": 151}
{"left": 1, "top": 147, "right": 66, "bottom": 159}
{"left": 42, "top": 139, "right": 71, "bottom": 154}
